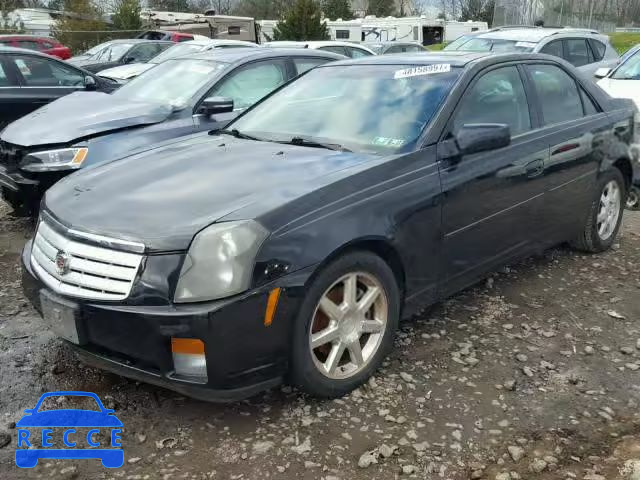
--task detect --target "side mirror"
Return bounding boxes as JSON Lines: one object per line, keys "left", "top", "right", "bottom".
{"left": 446, "top": 123, "right": 511, "bottom": 157}
{"left": 198, "top": 96, "right": 234, "bottom": 116}
{"left": 84, "top": 75, "right": 97, "bottom": 90}
{"left": 594, "top": 67, "right": 611, "bottom": 78}
{"left": 123, "top": 56, "right": 136, "bottom": 64}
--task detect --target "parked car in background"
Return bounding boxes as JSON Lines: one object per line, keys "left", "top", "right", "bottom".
{"left": 98, "top": 39, "right": 260, "bottom": 83}
{"left": 264, "top": 40, "right": 375, "bottom": 58}
{"left": 0, "top": 48, "right": 344, "bottom": 215}
{"left": 67, "top": 40, "right": 117, "bottom": 64}
{"left": 444, "top": 27, "right": 619, "bottom": 77}
{"left": 136, "top": 29, "right": 208, "bottom": 42}
{"left": 365, "top": 41, "right": 425, "bottom": 54}
{"left": 21, "top": 52, "right": 635, "bottom": 401}
{"left": 67, "top": 39, "right": 173, "bottom": 73}
{"left": 0, "top": 47, "right": 115, "bottom": 130}
{"left": 596, "top": 45, "right": 640, "bottom": 209}
{"left": 0, "top": 35, "right": 71, "bottom": 60}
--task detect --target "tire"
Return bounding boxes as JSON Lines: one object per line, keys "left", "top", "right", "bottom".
{"left": 571, "top": 168, "right": 626, "bottom": 253}
{"left": 290, "top": 251, "right": 400, "bottom": 398}
{"left": 627, "top": 185, "right": 640, "bottom": 211}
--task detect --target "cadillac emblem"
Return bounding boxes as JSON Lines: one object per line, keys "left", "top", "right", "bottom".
{"left": 55, "top": 250, "right": 70, "bottom": 276}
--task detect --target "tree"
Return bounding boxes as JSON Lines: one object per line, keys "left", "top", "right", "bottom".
{"left": 458, "top": 0, "right": 494, "bottom": 25}
{"left": 52, "top": 0, "right": 107, "bottom": 53}
{"left": 111, "top": 0, "right": 142, "bottom": 30}
{"left": 273, "top": 0, "right": 328, "bottom": 41}
{"left": 147, "top": 0, "right": 190, "bottom": 11}
{"left": 366, "top": 0, "right": 395, "bottom": 17}
{"left": 232, "top": 0, "right": 291, "bottom": 20}
{"left": 322, "top": 0, "right": 353, "bottom": 20}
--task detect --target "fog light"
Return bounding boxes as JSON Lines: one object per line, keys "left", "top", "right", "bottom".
{"left": 171, "top": 338, "right": 207, "bottom": 380}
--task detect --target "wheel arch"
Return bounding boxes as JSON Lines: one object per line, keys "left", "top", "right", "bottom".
{"left": 305, "top": 236, "right": 407, "bottom": 302}
{"left": 613, "top": 156, "right": 633, "bottom": 191}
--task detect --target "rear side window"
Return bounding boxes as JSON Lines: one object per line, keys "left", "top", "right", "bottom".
{"left": 319, "top": 45, "right": 347, "bottom": 56}
{"left": 16, "top": 40, "right": 40, "bottom": 51}
{"left": 564, "top": 39, "right": 593, "bottom": 67}
{"left": 453, "top": 66, "right": 531, "bottom": 136}
{"left": 347, "top": 47, "right": 372, "bottom": 58}
{"left": 540, "top": 40, "right": 563, "bottom": 58}
{"left": 0, "top": 61, "right": 12, "bottom": 87}
{"left": 526, "top": 64, "right": 583, "bottom": 124}
{"left": 588, "top": 39, "right": 606, "bottom": 61}
{"left": 293, "top": 57, "right": 330, "bottom": 75}
{"left": 580, "top": 88, "right": 599, "bottom": 115}
{"left": 11, "top": 55, "right": 84, "bottom": 87}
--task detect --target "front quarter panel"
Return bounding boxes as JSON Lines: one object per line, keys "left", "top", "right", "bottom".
{"left": 255, "top": 148, "right": 443, "bottom": 312}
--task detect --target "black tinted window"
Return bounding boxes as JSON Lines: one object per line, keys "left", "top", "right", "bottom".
{"left": 454, "top": 66, "right": 531, "bottom": 136}
{"left": 540, "top": 40, "right": 563, "bottom": 58}
{"left": 0, "top": 61, "right": 13, "bottom": 86}
{"left": 526, "top": 64, "right": 583, "bottom": 124}
{"left": 12, "top": 55, "right": 84, "bottom": 87}
{"left": 580, "top": 88, "right": 598, "bottom": 115}
{"left": 588, "top": 39, "right": 606, "bottom": 60}
{"left": 564, "top": 39, "right": 592, "bottom": 66}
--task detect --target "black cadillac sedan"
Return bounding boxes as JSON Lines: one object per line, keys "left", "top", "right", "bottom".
{"left": 21, "top": 52, "right": 636, "bottom": 401}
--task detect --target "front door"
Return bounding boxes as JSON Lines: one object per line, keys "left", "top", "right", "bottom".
{"left": 0, "top": 56, "right": 26, "bottom": 129}
{"left": 438, "top": 64, "right": 549, "bottom": 295}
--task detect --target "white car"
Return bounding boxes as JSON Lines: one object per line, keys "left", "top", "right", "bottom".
{"left": 596, "top": 45, "right": 640, "bottom": 209}
{"left": 263, "top": 40, "right": 375, "bottom": 58}
{"left": 98, "top": 39, "right": 259, "bottom": 82}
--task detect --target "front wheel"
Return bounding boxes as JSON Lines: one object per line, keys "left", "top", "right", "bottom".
{"left": 290, "top": 251, "right": 400, "bottom": 398}
{"left": 571, "top": 168, "right": 626, "bottom": 253}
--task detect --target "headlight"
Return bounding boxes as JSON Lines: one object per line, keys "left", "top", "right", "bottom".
{"left": 174, "top": 220, "right": 269, "bottom": 303}
{"left": 21, "top": 147, "right": 88, "bottom": 172}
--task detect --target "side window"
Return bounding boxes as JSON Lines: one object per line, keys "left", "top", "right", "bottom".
{"left": 564, "top": 39, "right": 592, "bottom": 66}
{"left": 0, "top": 61, "right": 13, "bottom": 87}
{"left": 540, "top": 40, "right": 563, "bottom": 59}
{"left": 580, "top": 88, "right": 599, "bottom": 115}
{"left": 588, "top": 39, "right": 606, "bottom": 61}
{"left": 12, "top": 55, "right": 84, "bottom": 87}
{"left": 210, "top": 60, "right": 287, "bottom": 110}
{"left": 526, "top": 64, "right": 583, "bottom": 124}
{"left": 16, "top": 40, "right": 40, "bottom": 51}
{"left": 385, "top": 45, "right": 404, "bottom": 54}
{"left": 41, "top": 41, "right": 55, "bottom": 50}
{"left": 453, "top": 66, "right": 531, "bottom": 137}
{"left": 347, "top": 47, "right": 371, "bottom": 58}
{"left": 319, "top": 45, "right": 347, "bottom": 56}
{"left": 293, "top": 57, "right": 330, "bottom": 75}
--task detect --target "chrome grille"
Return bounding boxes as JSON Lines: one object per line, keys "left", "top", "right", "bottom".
{"left": 31, "top": 220, "right": 143, "bottom": 301}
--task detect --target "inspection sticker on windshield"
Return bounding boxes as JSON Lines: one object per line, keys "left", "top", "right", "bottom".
{"left": 394, "top": 64, "right": 450, "bottom": 79}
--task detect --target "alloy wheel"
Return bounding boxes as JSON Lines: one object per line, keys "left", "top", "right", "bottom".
{"left": 309, "top": 272, "right": 388, "bottom": 380}
{"left": 597, "top": 180, "right": 621, "bottom": 241}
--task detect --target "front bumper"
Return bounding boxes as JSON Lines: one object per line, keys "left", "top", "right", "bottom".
{"left": 21, "top": 242, "right": 312, "bottom": 402}
{"left": 0, "top": 164, "right": 67, "bottom": 215}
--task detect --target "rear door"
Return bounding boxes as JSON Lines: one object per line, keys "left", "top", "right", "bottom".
{"left": 4, "top": 53, "right": 86, "bottom": 122}
{"left": 523, "top": 62, "right": 611, "bottom": 245}
{"left": 0, "top": 55, "right": 26, "bottom": 128}
{"left": 194, "top": 58, "right": 289, "bottom": 130}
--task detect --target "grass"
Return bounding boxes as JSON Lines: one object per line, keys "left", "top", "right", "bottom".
{"left": 609, "top": 33, "right": 640, "bottom": 54}
{"left": 427, "top": 32, "right": 640, "bottom": 55}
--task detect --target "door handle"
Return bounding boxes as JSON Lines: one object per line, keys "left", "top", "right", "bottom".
{"left": 524, "top": 159, "right": 544, "bottom": 178}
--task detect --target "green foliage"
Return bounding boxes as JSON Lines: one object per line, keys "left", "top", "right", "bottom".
{"left": 322, "top": 0, "right": 353, "bottom": 20}
{"left": 273, "top": 0, "right": 329, "bottom": 41}
{"left": 147, "top": 0, "right": 190, "bottom": 11}
{"left": 232, "top": 0, "right": 290, "bottom": 20}
{"left": 610, "top": 33, "right": 640, "bottom": 54}
{"left": 366, "top": 0, "right": 395, "bottom": 17}
{"left": 112, "top": 0, "right": 142, "bottom": 30}
{"left": 52, "top": 0, "right": 108, "bottom": 53}
{"left": 459, "top": 0, "right": 495, "bottom": 26}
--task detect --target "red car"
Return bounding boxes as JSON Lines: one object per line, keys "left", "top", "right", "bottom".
{"left": 0, "top": 35, "right": 71, "bottom": 59}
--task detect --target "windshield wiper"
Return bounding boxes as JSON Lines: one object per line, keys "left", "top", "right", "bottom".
{"left": 280, "top": 136, "right": 352, "bottom": 152}
{"left": 217, "top": 129, "right": 263, "bottom": 141}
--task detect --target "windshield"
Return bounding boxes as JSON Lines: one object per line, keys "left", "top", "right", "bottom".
{"left": 150, "top": 42, "right": 208, "bottom": 64}
{"left": 92, "top": 43, "right": 134, "bottom": 62}
{"left": 612, "top": 48, "right": 640, "bottom": 80}
{"left": 113, "top": 58, "right": 228, "bottom": 108}
{"left": 444, "top": 35, "right": 474, "bottom": 50}
{"left": 454, "top": 37, "right": 536, "bottom": 53}
{"left": 229, "top": 64, "right": 461, "bottom": 154}
{"left": 84, "top": 41, "right": 114, "bottom": 56}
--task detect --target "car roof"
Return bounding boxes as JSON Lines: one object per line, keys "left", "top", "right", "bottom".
{"left": 108, "top": 39, "right": 173, "bottom": 45}
{"left": 0, "top": 34, "right": 56, "bottom": 40}
{"left": 326, "top": 50, "right": 491, "bottom": 67}
{"left": 364, "top": 41, "right": 422, "bottom": 46}
{"left": 475, "top": 27, "right": 604, "bottom": 43}
{"left": 0, "top": 45, "right": 59, "bottom": 58}
{"left": 184, "top": 47, "right": 345, "bottom": 63}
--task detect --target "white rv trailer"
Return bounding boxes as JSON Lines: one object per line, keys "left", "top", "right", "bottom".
{"left": 444, "top": 20, "right": 489, "bottom": 42}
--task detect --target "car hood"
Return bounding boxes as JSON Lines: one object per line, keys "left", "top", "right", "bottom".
{"left": 17, "top": 410, "right": 122, "bottom": 427}
{"left": 1, "top": 92, "right": 173, "bottom": 147}
{"left": 44, "top": 134, "right": 380, "bottom": 252}
{"left": 597, "top": 77, "right": 640, "bottom": 109}
{"left": 99, "top": 63, "right": 154, "bottom": 80}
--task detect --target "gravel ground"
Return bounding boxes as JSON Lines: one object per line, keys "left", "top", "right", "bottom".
{"left": 0, "top": 200, "right": 639, "bottom": 480}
